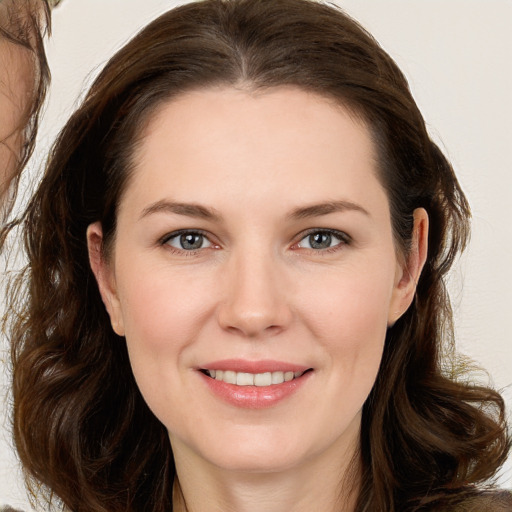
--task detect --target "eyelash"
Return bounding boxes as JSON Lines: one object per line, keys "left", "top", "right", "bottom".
{"left": 159, "top": 228, "right": 351, "bottom": 255}
{"left": 293, "top": 228, "right": 352, "bottom": 254}
{"left": 159, "top": 229, "right": 214, "bottom": 256}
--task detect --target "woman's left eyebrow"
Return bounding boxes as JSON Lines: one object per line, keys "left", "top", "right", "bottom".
{"left": 287, "top": 200, "right": 370, "bottom": 220}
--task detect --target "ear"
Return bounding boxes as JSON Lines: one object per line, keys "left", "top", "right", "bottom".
{"left": 388, "top": 208, "right": 429, "bottom": 326}
{"left": 86, "top": 222, "right": 125, "bottom": 336}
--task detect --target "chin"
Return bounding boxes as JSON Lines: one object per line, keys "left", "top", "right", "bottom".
{"left": 210, "top": 451, "right": 307, "bottom": 475}
{"left": 204, "top": 432, "right": 321, "bottom": 474}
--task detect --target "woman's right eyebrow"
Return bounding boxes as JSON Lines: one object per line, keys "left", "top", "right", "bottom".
{"left": 139, "top": 200, "right": 222, "bottom": 221}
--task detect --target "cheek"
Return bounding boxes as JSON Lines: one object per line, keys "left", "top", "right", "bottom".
{"left": 115, "top": 265, "right": 215, "bottom": 423}
{"left": 297, "top": 259, "right": 395, "bottom": 391}
{"left": 118, "top": 263, "right": 214, "bottom": 346}
{"left": 299, "top": 258, "right": 395, "bottom": 344}
{"left": 114, "top": 261, "right": 219, "bottom": 398}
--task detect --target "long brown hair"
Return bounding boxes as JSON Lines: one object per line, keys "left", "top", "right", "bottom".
{"left": 8, "top": 1, "right": 509, "bottom": 510}
{"left": 0, "top": 0, "right": 51, "bottom": 226}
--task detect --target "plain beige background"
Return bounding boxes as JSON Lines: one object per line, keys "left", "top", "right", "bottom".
{"left": 1, "top": 0, "right": 511, "bottom": 507}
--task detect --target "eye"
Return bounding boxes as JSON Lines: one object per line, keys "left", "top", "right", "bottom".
{"left": 163, "top": 231, "right": 213, "bottom": 251}
{"left": 296, "top": 230, "right": 349, "bottom": 250}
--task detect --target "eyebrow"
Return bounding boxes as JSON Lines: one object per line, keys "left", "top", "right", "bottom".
{"left": 287, "top": 200, "right": 370, "bottom": 220}
{"left": 139, "top": 200, "right": 222, "bottom": 221}
{"left": 139, "top": 199, "right": 369, "bottom": 222}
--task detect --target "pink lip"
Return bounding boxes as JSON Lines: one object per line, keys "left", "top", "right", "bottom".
{"left": 197, "top": 359, "right": 312, "bottom": 409}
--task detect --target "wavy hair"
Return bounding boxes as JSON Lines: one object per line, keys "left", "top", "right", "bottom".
{"left": 0, "top": 0, "right": 51, "bottom": 229}
{"left": 8, "top": 1, "right": 509, "bottom": 510}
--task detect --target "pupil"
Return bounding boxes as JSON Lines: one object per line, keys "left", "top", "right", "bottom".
{"left": 180, "top": 233, "right": 203, "bottom": 250}
{"left": 310, "top": 232, "right": 331, "bottom": 249}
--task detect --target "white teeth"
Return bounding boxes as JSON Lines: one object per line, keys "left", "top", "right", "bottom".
{"left": 254, "top": 372, "right": 272, "bottom": 387}
{"left": 236, "top": 372, "right": 254, "bottom": 386}
{"left": 271, "top": 372, "right": 284, "bottom": 384}
{"left": 206, "top": 369, "right": 306, "bottom": 386}
{"left": 223, "top": 370, "right": 236, "bottom": 384}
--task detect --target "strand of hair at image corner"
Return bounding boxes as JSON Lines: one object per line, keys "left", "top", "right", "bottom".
{"left": 0, "top": 1, "right": 52, "bottom": 509}
{"left": 0, "top": 0, "right": 52, "bottom": 246}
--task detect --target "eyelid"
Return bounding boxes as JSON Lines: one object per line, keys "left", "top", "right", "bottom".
{"left": 159, "top": 229, "right": 218, "bottom": 251}
{"left": 293, "top": 228, "right": 352, "bottom": 250}
{"left": 157, "top": 227, "right": 350, "bottom": 254}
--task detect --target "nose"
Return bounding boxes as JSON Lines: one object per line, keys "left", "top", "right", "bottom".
{"left": 217, "top": 248, "right": 293, "bottom": 338}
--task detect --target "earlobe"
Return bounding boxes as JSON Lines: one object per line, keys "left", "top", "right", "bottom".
{"left": 388, "top": 208, "right": 429, "bottom": 326}
{"left": 86, "top": 222, "right": 125, "bottom": 336}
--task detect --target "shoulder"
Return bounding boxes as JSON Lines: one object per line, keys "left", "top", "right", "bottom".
{"left": 442, "top": 490, "right": 512, "bottom": 511}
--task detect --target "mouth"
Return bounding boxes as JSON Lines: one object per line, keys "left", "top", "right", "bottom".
{"left": 200, "top": 368, "right": 312, "bottom": 387}
{"left": 197, "top": 359, "right": 314, "bottom": 408}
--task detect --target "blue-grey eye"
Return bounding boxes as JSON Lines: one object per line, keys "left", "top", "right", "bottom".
{"left": 298, "top": 231, "right": 345, "bottom": 250}
{"left": 166, "top": 232, "right": 212, "bottom": 250}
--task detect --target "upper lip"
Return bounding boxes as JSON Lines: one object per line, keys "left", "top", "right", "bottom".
{"left": 199, "top": 359, "right": 311, "bottom": 374}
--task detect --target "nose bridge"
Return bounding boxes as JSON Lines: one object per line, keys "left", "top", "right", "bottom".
{"left": 218, "top": 242, "right": 290, "bottom": 337}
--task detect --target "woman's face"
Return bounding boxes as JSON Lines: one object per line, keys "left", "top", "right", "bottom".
{"left": 89, "top": 87, "right": 424, "bottom": 475}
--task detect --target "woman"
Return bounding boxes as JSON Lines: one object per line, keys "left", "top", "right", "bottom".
{"left": 7, "top": 0, "right": 510, "bottom": 510}
{"left": 0, "top": 0, "right": 51, "bottom": 224}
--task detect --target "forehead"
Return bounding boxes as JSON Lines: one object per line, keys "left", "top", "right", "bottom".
{"left": 122, "top": 86, "right": 387, "bottom": 218}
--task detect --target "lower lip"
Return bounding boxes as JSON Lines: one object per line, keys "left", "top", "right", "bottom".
{"left": 199, "top": 371, "right": 312, "bottom": 409}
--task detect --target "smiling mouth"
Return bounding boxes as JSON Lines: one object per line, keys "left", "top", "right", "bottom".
{"left": 200, "top": 369, "right": 312, "bottom": 386}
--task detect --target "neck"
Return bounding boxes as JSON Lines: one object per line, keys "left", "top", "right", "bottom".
{"left": 171, "top": 437, "right": 361, "bottom": 512}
